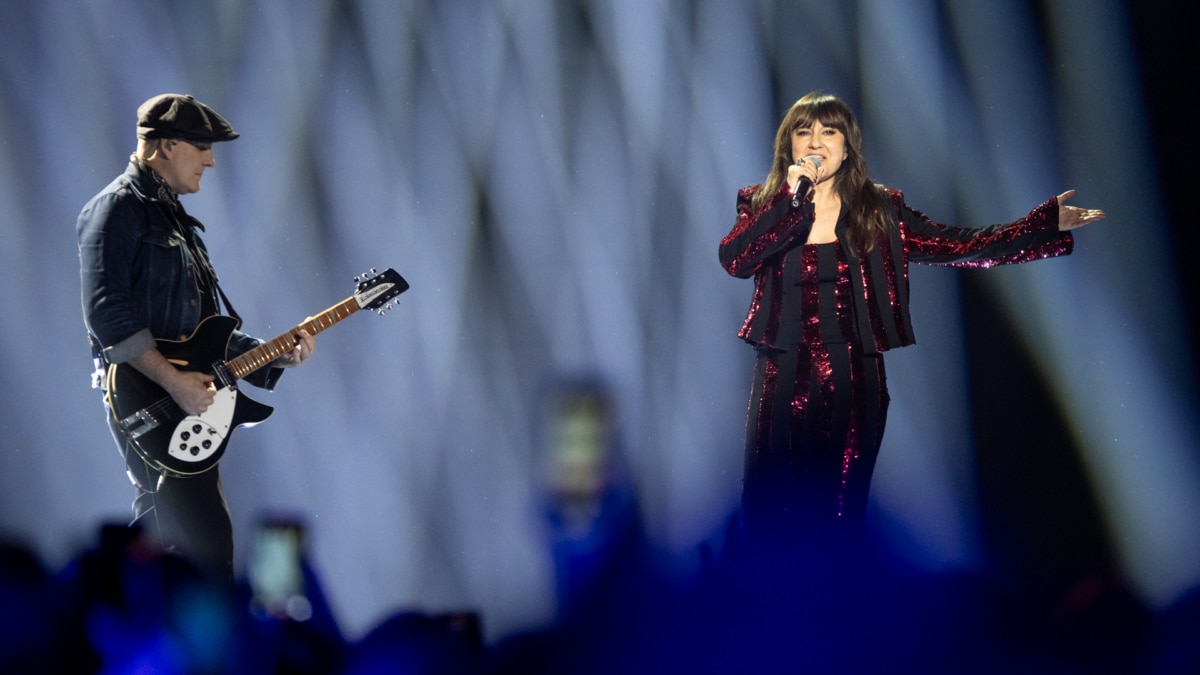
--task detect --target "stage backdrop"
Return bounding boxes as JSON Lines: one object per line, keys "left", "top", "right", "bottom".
{"left": 1, "top": 0, "right": 1195, "bottom": 640}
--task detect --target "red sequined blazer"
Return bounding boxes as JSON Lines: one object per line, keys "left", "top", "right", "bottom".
{"left": 719, "top": 184, "right": 1073, "bottom": 354}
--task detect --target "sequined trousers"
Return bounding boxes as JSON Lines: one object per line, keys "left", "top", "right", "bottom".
{"left": 741, "top": 243, "right": 889, "bottom": 544}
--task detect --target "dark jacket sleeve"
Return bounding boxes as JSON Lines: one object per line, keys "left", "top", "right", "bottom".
{"left": 228, "top": 331, "right": 284, "bottom": 390}
{"left": 719, "top": 184, "right": 815, "bottom": 278}
{"left": 78, "top": 188, "right": 159, "bottom": 364}
{"left": 900, "top": 193, "right": 1073, "bottom": 268}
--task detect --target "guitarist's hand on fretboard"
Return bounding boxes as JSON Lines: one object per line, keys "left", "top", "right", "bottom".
{"left": 271, "top": 329, "right": 317, "bottom": 369}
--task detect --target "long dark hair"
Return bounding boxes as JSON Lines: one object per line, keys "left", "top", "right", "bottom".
{"left": 753, "top": 92, "right": 889, "bottom": 250}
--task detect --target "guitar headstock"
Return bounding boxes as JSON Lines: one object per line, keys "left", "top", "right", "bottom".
{"left": 353, "top": 268, "right": 410, "bottom": 314}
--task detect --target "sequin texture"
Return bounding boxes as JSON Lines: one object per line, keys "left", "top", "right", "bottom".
{"left": 722, "top": 183, "right": 1073, "bottom": 540}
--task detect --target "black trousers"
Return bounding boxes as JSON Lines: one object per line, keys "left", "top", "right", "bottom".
{"left": 741, "top": 343, "right": 889, "bottom": 545}
{"left": 106, "top": 407, "right": 234, "bottom": 581}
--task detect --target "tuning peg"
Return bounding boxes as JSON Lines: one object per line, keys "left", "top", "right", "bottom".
{"left": 370, "top": 267, "right": 378, "bottom": 275}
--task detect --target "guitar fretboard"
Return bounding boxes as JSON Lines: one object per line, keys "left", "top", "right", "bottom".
{"left": 227, "top": 298, "right": 359, "bottom": 380}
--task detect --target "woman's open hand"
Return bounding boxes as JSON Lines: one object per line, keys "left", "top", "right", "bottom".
{"left": 1057, "top": 189, "right": 1105, "bottom": 231}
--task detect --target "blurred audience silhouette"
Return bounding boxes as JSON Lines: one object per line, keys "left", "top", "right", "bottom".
{"left": 0, "top": 506, "right": 1190, "bottom": 673}
{"left": 0, "top": 377, "right": 1191, "bottom": 674}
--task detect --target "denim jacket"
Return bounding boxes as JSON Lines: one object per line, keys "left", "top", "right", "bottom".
{"left": 78, "top": 161, "right": 280, "bottom": 390}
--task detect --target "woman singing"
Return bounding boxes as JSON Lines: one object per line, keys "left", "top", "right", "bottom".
{"left": 719, "top": 92, "right": 1103, "bottom": 545}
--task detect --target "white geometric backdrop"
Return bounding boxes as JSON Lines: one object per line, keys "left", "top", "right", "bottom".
{"left": 1, "top": 0, "right": 1195, "bottom": 640}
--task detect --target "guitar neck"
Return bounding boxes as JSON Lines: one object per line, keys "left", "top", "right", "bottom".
{"left": 226, "top": 297, "right": 360, "bottom": 381}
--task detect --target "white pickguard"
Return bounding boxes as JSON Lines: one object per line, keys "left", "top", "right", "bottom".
{"left": 167, "top": 388, "right": 238, "bottom": 464}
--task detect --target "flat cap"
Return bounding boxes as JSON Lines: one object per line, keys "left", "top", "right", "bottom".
{"left": 136, "top": 93, "right": 239, "bottom": 143}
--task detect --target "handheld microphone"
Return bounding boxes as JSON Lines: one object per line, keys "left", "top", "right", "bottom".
{"left": 791, "top": 155, "right": 823, "bottom": 207}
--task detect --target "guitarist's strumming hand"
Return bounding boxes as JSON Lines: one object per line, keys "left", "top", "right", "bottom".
{"left": 166, "top": 371, "right": 218, "bottom": 416}
{"left": 128, "top": 348, "right": 217, "bottom": 416}
{"left": 272, "top": 329, "right": 316, "bottom": 368}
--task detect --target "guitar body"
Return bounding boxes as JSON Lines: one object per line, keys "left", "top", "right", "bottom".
{"left": 103, "top": 267, "right": 408, "bottom": 477}
{"left": 107, "top": 315, "right": 274, "bottom": 477}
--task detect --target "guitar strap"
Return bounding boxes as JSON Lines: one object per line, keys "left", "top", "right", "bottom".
{"left": 175, "top": 209, "right": 243, "bottom": 326}
{"left": 213, "top": 281, "right": 243, "bottom": 325}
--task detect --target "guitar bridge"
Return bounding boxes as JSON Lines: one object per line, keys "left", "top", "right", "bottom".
{"left": 120, "top": 409, "right": 160, "bottom": 440}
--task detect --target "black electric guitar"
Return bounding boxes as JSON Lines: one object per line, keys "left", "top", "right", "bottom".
{"left": 106, "top": 268, "right": 409, "bottom": 477}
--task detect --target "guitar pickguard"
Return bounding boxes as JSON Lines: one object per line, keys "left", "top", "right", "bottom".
{"left": 166, "top": 388, "right": 238, "bottom": 465}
